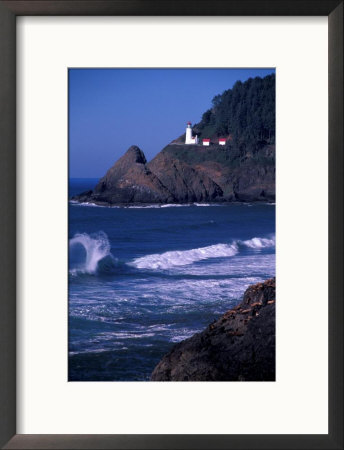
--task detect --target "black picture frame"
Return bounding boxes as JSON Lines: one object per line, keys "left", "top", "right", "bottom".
{"left": 0, "top": 1, "right": 342, "bottom": 449}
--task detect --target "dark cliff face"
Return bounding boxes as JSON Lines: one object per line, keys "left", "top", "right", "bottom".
{"left": 147, "top": 151, "right": 223, "bottom": 202}
{"left": 72, "top": 142, "right": 275, "bottom": 205}
{"left": 160, "top": 144, "right": 275, "bottom": 202}
{"left": 151, "top": 278, "right": 276, "bottom": 381}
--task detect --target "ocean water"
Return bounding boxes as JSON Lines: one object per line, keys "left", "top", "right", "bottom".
{"left": 68, "top": 178, "right": 276, "bottom": 381}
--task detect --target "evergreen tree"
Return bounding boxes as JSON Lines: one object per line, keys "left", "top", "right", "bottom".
{"left": 195, "top": 74, "right": 275, "bottom": 148}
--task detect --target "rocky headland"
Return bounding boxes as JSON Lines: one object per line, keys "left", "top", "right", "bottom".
{"left": 151, "top": 278, "right": 276, "bottom": 381}
{"left": 72, "top": 74, "right": 275, "bottom": 205}
{"left": 72, "top": 142, "right": 275, "bottom": 205}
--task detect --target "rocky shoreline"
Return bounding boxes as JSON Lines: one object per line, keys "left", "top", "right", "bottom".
{"left": 151, "top": 278, "right": 275, "bottom": 381}
{"left": 70, "top": 200, "right": 275, "bottom": 208}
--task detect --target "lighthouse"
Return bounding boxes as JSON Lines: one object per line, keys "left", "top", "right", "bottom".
{"left": 185, "top": 122, "right": 199, "bottom": 145}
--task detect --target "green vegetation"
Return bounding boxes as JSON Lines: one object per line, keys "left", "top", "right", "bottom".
{"left": 163, "top": 142, "right": 275, "bottom": 170}
{"left": 195, "top": 74, "right": 275, "bottom": 150}
{"left": 164, "top": 144, "right": 233, "bottom": 166}
{"left": 164, "top": 73, "right": 275, "bottom": 171}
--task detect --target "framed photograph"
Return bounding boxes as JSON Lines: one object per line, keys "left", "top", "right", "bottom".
{"left": 68, "top": 67, "right": 276, "bottom": 383}
{"left": 0, "top": 1, "right": 342, "bottom": 449}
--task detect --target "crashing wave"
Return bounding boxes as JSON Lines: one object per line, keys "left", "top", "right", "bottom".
{"left": 242, "top": 236, "right": 275, "bottom": 249}
{"left": 69, "top": 231, "right": 115, "bottom": 274}
{"left": 129, "top": 243, "right": 239, "bottom": 270}
{"left": 129, "top": 235, "right": 275, "bottom": 270}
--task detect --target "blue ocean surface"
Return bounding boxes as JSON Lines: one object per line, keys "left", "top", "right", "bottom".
{"left": 68, "top": 178, "right": 276, "bottom": 381}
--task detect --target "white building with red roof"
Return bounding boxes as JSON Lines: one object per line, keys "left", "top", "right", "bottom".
{"left": 219, "top": 138, "right": 226, "bottom": 146}
{"left": 202, "top": 139, "right": 210, "bottom": 146}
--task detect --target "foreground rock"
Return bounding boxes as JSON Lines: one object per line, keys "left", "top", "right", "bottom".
{"left": 151, "top": 278, "right": 275, "bottom": 381}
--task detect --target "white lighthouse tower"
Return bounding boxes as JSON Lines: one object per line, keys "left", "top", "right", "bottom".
{"left": 185, "top": 122, "right": 199, "bottom": 145}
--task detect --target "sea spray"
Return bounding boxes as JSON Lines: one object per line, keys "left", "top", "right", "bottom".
{"left": 69, "top": 231, "right": 115, "bottom": 274}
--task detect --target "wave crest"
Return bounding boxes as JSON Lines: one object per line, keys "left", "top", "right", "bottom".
{"left": 129, "top": 243, "right": 239, "bottom": 270}
{"left": 69, "top": 231, "right": 115, "bottom": 274}
{"left": 242, "top": 236, "right": 275, "bottom": 249}
{"left": 129, "top": 235, "right": 275, "bottom": 270}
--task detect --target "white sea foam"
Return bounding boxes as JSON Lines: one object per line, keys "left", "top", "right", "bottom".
{"left": 69, "top": 231, "right": 113, "bottom": 274}
{"left": 129, "top": 243, "right": 239, "bottom": 270}
{"left": 128, "top": 204, "right": 190, "bottom": 209}
{"left": 127, "top": 205, "right": 161, "bottom": 209}
{"left": 160, "top": 204, "right": 187, "bottom": 208}
{"left": 108, "top": 332, "right": 156, "bottom": 339}
{"left": 170, "top": 329, "right": 201, "bottom": 343}
{"left": 129, "top": 235, "right": 275, "bottom": 271}
{"left": 170, "top": 254, "right": 275, "bottom": 278}
{"left": 72, "top": 202, "right": 225, "bottom": 209}
{"left": 75, "top": 201, "right": 121, "bottom": 208}
{"left": 161, "top": 203, "right": 221, "bottom": 208}
{"left": 242, "top": 236, "right": 275, "bottom": 249}
{"left": 128, "top": 203, "right": 215, "bottom": 209}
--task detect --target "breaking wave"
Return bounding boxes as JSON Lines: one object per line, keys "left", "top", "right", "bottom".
{"left": 68, "top": 232, "right": 275, "bottom": 274}
{"left": 242, "top": 236, "right": 275, "bottom": 249}
{"left": 69, "top": 231, "right": 116, "bottom": 275}
{"left": 129, "top": 243, "right": 239, "bottom": 270}
{"left": 129, "top": 235, "right": 275, "bottom": 270}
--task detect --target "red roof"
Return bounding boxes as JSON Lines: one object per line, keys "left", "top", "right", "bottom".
{"left": 203, "top": 139, "right": 210, "bottom": 142}
{"left": 219, "top": 138, "right": 226, "bottom": 141}
{"left": 187, "top": 121, "right": 191, "bottom": 125}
